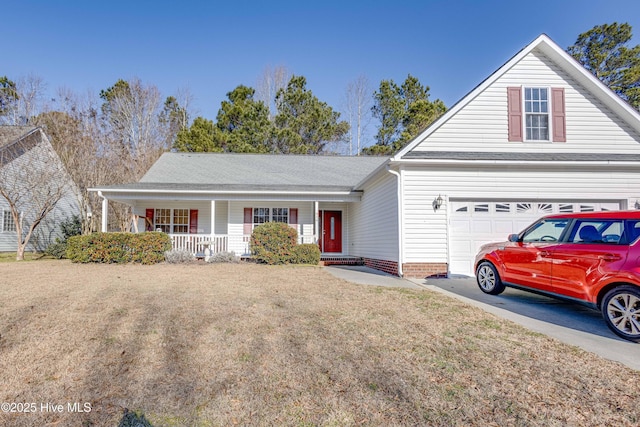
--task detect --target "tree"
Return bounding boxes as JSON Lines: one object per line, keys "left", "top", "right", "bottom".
{"left": 215, "top": 85, "right": 274, "bottom": 153}
{"left": 100, "top": 78, "right": 169, "bottom": 175}
{"left": 160, "top": 95, "right": 189, "bottom": 148}
{"left": 0, "top": 131, "right": 70, "bottom": 260}
{"left": 366, "top": 74, "right": 446, "bottom": 155}
{"left": 100, "top": 78, "right": 171, "bottom": 231}
{"left": 255, "top": 65, "right": 291, "bottom": 120}
{"left": 274, "top": 75, "right": 349, "bottom": 154}
{"left": 0, "top": 74, "right": 46, "bottom": 125}
{"left": 343, "top": 74, "right": 372, "bottom": 155}
{"left": 0, "top": 76, "right": 18, "bottom": 117}
{"left": 568, "top": 22, "right": 640, "bottom": 110}
{"left": 174, "top": 117, "right": 222, "bottom": 152}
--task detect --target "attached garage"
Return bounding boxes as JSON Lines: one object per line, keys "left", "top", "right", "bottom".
{"left": 448, "top": 200, "right": 622, "bottom": 276}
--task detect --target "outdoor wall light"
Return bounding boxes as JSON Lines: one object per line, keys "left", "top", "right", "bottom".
{"left": 433, "top": 194, "right": 444, "bottom": 211}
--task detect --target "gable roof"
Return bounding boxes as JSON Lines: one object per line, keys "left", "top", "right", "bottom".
{"left": 393, "top": 34, "right": 640, "bottom": 160}
{"left": 0, "top": 126, "right": 39, "bottom": 150}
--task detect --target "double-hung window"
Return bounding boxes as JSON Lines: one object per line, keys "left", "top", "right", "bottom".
{"left": 2, "top": 209, "right": 16, "bottom": 233}
{"left": 253, "top": 208, "right": 289, "bottom": 225}
{"left": 524, "top": 87, "right": 549, "bottom": 141}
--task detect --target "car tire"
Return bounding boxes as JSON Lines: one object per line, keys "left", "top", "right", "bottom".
{"left": 476, "top": 262, "right": 505, "bottom": 295}
{"left": 601, "top": 285, "right": 640, "bottom": 343}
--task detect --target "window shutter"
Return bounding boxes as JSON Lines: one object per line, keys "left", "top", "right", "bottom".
{"left": 551, "top": 88, "right": 566, "bottom": 142}
{"left": 507, "top": 87, "right": 523, "bottom": 142}
{"left": 243, "top": 208, "right": 252, "bottom": 235}
{"left": 289, "top": 208, "right": 298, "bottom": 229}
{"left": 189, "top": 209, "right": 198, "bottom": 234}
{"left": 145, "top": 208, "right": 154, "bottom": 231}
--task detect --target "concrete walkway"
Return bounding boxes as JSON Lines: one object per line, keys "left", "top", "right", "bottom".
{"left": 324, "top": 265, "right": 640, "bottom": 371}
{"left": 324, "top": 265, "right": 425, "bottom": 289}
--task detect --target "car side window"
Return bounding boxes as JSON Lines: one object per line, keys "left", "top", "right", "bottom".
{"left": 569, "top": 220, "right": 624, "bottom": 244}
{"left": 522, "top": 219, "right": 569, "bottom": 243}
{"left": 626, "top": 220, "right": 640, "bottom": 244}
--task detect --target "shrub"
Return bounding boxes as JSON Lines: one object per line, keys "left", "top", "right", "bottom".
{"left": 291, "top": 244, "right": 321, "bottom": 265}
{"left": 67, "top": 232, "right": 171, "bottom": 264}
{"left": 164, "top": 249, "right": 196, "bottom": 264}
{"left": 207, "top": 251, "right": 239, "bottom": 263}
{"left": 45, "top": 215, "right": 82, "bottom": 259}
{"left": 250, "top": 222, "right": 298, "bottom": 265}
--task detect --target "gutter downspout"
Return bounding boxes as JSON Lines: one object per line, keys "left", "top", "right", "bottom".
{"left": 386, "top": 165, "right": 403, "bottom": 277}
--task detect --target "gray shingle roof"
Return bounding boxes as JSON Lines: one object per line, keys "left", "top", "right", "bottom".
{"left": 402, "top": 151, "right": 640, "bottom": 162}
{"left": 0, "top": 126, "right": 37, "bottom": 150}
{"left": 139, "top": 153, "right": 389, "bottom": 189}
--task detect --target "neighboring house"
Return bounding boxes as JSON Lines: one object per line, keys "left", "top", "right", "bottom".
{"left": 0, "top": 126, "right": 80, "bottom": 252}
{"left": 92, "top": 34, "right": 640, "bottom": 278}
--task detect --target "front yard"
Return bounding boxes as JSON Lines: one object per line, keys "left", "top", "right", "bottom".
{"left": 0, "top": 261, "right": 639, "bottom": 426}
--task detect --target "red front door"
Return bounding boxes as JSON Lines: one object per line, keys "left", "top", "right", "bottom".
{"left": 322, "top": 211, "right": 342, "bottom": 253}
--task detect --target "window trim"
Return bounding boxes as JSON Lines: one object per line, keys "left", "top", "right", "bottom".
{"left": 153, "top": 208, "right": 196, "bottom": 234}
{"left": 523, "top": 86, "right": 552, "bottom": 142}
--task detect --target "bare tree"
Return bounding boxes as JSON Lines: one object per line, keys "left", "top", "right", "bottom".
{"left": 0, "top": 74, "right": 47, "bottom": 125}
{"left": 343, "top": 75, "right": 372, "bottom": 155}
{"left": 256, "top": 65, "right": 291, "bottom": 120}
{"left": 35, "top": 89, "right": 112, "bottom": 234}
{"left": 0, "top": 129, "right": 70, "bottom": 260}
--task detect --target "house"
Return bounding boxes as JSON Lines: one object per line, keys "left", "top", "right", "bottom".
{"left": 0, "top": 126, "right": 80, "bottom": 252}
{"left": 92, "top": 34, "right": 640, "bottom": 278}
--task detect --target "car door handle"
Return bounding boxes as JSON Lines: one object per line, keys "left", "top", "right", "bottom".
{"left": 598, "top": 254, "right": 621, "bottom": 261}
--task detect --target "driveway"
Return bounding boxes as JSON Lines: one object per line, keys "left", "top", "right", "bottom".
{"left": 418, "top": 277, "right": 640, "bottom": 371}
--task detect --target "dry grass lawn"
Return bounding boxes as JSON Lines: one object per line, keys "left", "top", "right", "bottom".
{"left": 0, "top": 260, "right": 639, "bottom": 426}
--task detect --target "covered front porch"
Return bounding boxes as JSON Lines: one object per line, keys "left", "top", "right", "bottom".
{"left": 96, "top": 194, "right": 357, "bottom": 258}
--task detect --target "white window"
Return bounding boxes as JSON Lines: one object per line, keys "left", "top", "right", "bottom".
{"left": 272, "top": 208, "right": 289, "bottom": 223}
{"left": 524, "top": 87, "right": 549, "bottom": 141}
{"left": 253, "top": 208, "right": 270, "bottom": 225}
{"left": 2, "top": 209, "right": 16, "bottom": 233}
{"left": 173, "top": 209, "right": 189, "bottom": 233}
{"left": 252, "top": 208, "right": 290, "bottom": 226}
{"left": 155, "top": 208, "right": 171, "bottom": 233}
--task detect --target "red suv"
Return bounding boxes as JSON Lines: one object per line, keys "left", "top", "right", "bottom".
{"left": 475, "top": 210, "right": 640, "bottom": 342}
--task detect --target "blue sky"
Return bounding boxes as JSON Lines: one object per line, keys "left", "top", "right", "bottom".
{"left": 5, "top": 0, "right": 640, "bottom": 127}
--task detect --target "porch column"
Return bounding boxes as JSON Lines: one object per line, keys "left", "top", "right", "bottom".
{"left": 99, "top": 191, "right": 108, "bottom": 232}
{"left": 210, "top": 200, "right": 216, "bottom": 237}
{"left": 313, "top": 201, "right": 319, "bottom": 243}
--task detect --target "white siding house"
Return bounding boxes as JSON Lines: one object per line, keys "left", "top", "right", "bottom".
{"left": 93, "top": 34, "right": 640, "bottom": 278}
{"left": 0, "top": 126, "right": 80, "bottom": 253}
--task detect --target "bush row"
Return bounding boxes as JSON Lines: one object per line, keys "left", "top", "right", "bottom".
{"left": 67, "top": 232, "right": 171, "bottom": 264}
{"left": 250, "top": 222, "right": 320, "bottom": 265}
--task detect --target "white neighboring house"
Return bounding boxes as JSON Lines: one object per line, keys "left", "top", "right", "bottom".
{"left": 0, "top": 126, "right": 80, "bottom": 253}
{"left": 92, "top": 34, "right": 640, "bottom": 278}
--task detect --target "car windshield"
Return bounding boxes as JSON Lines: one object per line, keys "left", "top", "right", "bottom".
{"left": 522, "top": 219, "right": 569, "bottom": 243}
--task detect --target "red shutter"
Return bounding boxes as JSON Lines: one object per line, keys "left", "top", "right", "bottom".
{"left": 243, "top": 208, "right": 253, "bottom": 235}
{"left": 289, "top": 208, "right": 298, "bottom": 228}
{"left": 507, "top": 87, "right": 523, "bottom": 142}
{"left": 551, "top": 87, "right": 566, "bottom": 142}
{"left": 145, "top": 208, "right": 154, "bottom": 231}
{"left": 189, "top": 210, "right": 198, "bottom": 234}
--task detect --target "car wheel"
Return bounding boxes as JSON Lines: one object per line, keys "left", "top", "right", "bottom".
{"left": 476, "top": 262, "right": 505, "bottom": 295}
{"left": 601, "top": 285, "right": 640, "bottom": 343}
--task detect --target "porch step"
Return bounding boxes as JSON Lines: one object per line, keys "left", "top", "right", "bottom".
{"left": 320, "top": 256, "right": 364, "bottom": 266}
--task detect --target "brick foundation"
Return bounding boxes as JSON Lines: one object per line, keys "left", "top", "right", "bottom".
{"left": 363, "top": 258, "right": 399, "bottom": 276}
{"left": 401, "top": 262, "right": 448, "bottom": 279}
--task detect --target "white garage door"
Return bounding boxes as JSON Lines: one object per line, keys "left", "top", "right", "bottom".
{"left": 449, "top": 201, "right": 621, "bottom": 277}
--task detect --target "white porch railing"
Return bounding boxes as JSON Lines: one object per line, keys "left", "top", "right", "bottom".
{"left": 169, "top": 233, "right": 315, "bottom": 257}
{"left": 170, "top": 234, "right": 230, "bottom": 255}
